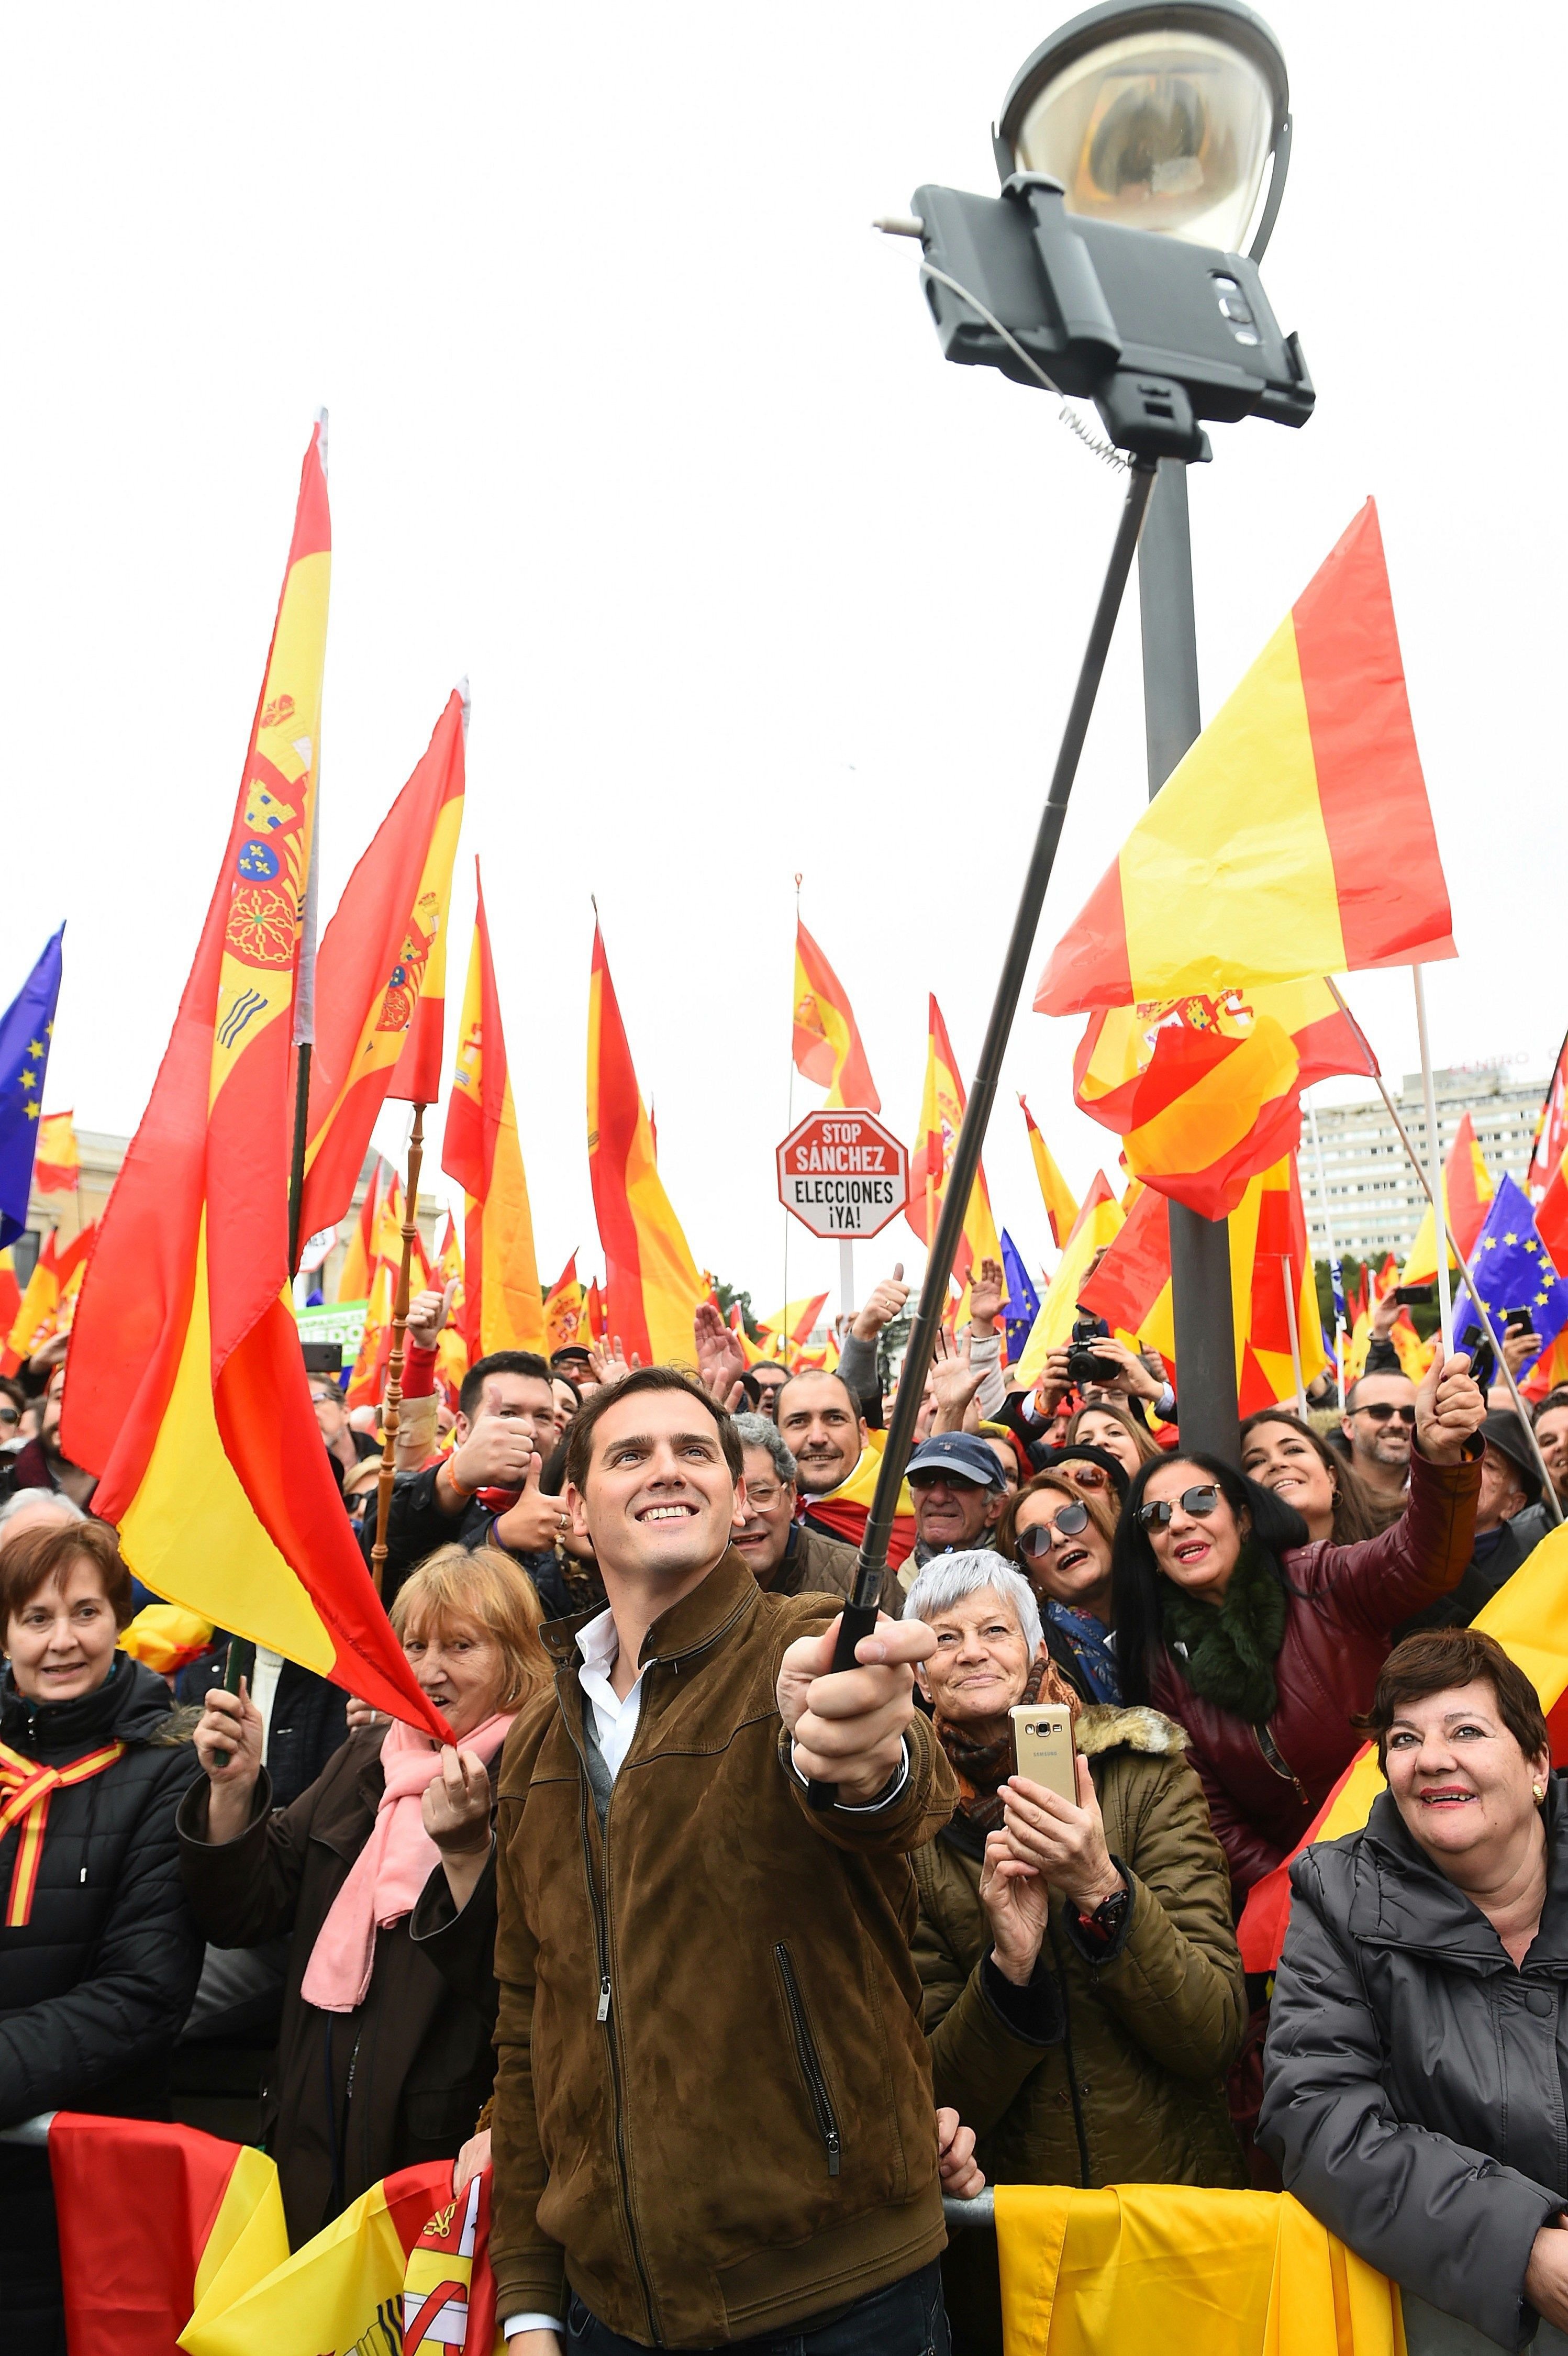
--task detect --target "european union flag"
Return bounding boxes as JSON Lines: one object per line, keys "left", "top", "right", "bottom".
{"left": 1456, "top": 1172, "right": 1568, "bottom": 1375}
{"left": 0, "top": 927, "right": 64, "bottom": 1247}
{"left": 1000, "top": 1228, "right": 1041, "bottom": 1361}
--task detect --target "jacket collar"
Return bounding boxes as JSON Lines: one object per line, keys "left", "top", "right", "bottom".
{"left": 1352, "top": 1779, "right": 1568, "bottom": 1974}
{"left": 0, "top": 1650, "right": 169, "bottom": 1756}
{"left": 538, "top": 1546, "right": 759, "bottom": 1676}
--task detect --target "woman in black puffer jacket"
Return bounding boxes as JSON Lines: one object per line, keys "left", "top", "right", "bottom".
{"left": 0, "top": 1518, "right": 203, "bottom": 2355}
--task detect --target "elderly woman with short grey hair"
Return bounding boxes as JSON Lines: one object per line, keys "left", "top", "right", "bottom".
{"left": 728, "top": 1412, "right": 902, "bottom": 1612}
{"left": 907, "top": 1549, "right": 1247, "bottom": 2356}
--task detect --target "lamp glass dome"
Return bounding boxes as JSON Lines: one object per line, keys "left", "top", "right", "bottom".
{"left": 1012, "top": 26, "right": 1275, "bottom": 250}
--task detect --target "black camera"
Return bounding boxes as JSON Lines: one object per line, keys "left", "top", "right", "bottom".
{"left": 1066, "top": 1314, "right": 1122, "bottom": 1390}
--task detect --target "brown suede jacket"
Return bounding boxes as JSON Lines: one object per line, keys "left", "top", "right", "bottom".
{"left": 491, "top": 1547, "right": 958, "bottom": 2346}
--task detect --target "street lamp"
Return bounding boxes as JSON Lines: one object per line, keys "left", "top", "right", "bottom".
{"left": 1000, "top": 3, "right": 1294, "bottom": 1465}
{"left": 883, "top": 0, "right": 1303, "bottom": 1461}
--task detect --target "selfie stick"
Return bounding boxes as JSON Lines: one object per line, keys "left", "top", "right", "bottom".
{"left": 807, "top": 454, "right": 1157, "bottom": 1807}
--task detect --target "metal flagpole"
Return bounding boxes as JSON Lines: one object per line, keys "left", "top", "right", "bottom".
{"left": 1306, "top": 1099, "right": 1345, "bottom": 1405}
{"left": 838, "top": 1239, "right": 855, "bottom": 1326}
{"left": 1280, "top": 1257, "right": 1307, "bottom": 1416}
{"left": 1412, "top": 965, "right": 1454, "bottom": 1357}
{"left": 807, "top": 454, "right": 1158, "bottom": 1807}
{"left": 1326, "top": 981, "right": 1562, "bottom": 1526}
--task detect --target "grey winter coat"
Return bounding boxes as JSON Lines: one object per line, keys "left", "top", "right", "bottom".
{"left": 1259, "top": 1782, "right": 1568, "bottom": 2352}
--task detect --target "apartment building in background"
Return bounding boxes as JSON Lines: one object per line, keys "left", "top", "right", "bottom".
{"left": 1304, "top": 1064, "right": 1545, "bottom": 1265}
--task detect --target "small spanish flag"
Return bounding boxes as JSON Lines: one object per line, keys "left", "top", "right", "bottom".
{"left": 1018, "top": 1095, "right": 1079, "bottom": 1249}
{"left": 907, "top": 996, "right": 1003, "bottom": 1305}
{"left": 1399, "top": 1110, "right": 1493, "bottom": 1284}
{"left": 1013, "top": 1173, "right": 1124, "bottom": 1385}
{"left": 793, "top": 918, "right": 880, "bottom": 1113}
{"left": 32, "top": 1109, "right": 80, "bottom": 1195}
{"left": 1036, "top": 502, "right": 1455, "bottom": 1015}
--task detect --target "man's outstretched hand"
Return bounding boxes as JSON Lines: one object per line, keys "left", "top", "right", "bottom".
{"left": 777, "top": 1613, "right": 936, "bottom": 1804}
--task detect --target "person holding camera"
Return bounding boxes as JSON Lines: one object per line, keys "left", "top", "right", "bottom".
{"left": 1113, "top": 1349, "right": 1486, "bottom": 1903}
{"left": 907, "top": 1552, "right": 1247, "bottom": 2356}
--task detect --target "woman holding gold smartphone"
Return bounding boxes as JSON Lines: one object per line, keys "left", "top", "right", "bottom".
{"left": 906, "top": 1552, "right": 1247, "bottom": 2356}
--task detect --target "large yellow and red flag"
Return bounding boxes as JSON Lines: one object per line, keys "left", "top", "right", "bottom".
{"left": 1018, "top": 1095, "right": 1078, "bottom": 1249}
{"left": 61, "top": 424, "right": 447, "bottom": 1737}
{"left": 1070, "top": 978, "right": 1376, "bottom": 1221}
{"left": 294, "top": 688, "right": 466, "bottom": 1243}
{"left": 1399, "top": 1110, "right": 1493, "bottom": 1284}
{"left": 793, "top": 919, "right": 880, "bottom": 1112}
{"left": 32, "top": 1110, "right": 80, "bottom": 1194}
{"left": 1079, "top": 1155, "right": 1327, "bottom": 1411}
{"left": 587, "top": 923, "right": 705, "bottom": 1365}
{"left": 1036, "top": 503, "right": 1455, "bottom": 1015}
{"left": 441, "top": 866, "right": 546, "bottom": 1358}
{"left": 1, "top": 1221, "right": 95, "bottom": 1375}
{"left": 907, "top": 997, "right": 1003, "bottom": 1297}
{"left": 543, "top": 1252, "right": 585, "bottom": 1352}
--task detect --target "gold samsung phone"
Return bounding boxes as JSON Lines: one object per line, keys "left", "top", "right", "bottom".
{"left": 1009, "top": 1702, "right": 1078, "bottom": 1803}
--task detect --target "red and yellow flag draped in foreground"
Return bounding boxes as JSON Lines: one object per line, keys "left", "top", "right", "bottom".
{"left": 907, "top": 997, "right": 1003, "bottom": 1296}
{"left": 1036, "top": 503, "right": 1455, "bottom": 1015}
{"left": 587, "top": 923, "right": 704, "bottom": 1365}
{"left": 294, "top": 688, "right": 465, "bottom": 1242}
{"left": 1018, "top": 1096, "right": 1079, "bottom": 1249}
{"left": 1240, "top": 1522, "right": 1568, "bottom": 1971}
{"left": 793, "top": 919, "right": 880, "bottom": 1112}
{"left": 1072, "top": 979, "right": 1375, "bottom": 1220}
{"left": 1081, "top": 1156, "right": 1327, "bottom": 1412}
{"left": 62, "top": 425, "right": 447, "bottom": 1738}
{"left": 441, "top": 866, "right": 546, "bottom": 1358}
{"left": 1400, "top": 1110, "right": 1493, "bottom": 1284}
{"left": 33, "top": 1109, "right": 80, "bottom": 1194}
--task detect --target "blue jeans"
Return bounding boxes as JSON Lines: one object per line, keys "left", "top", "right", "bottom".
{"left": 564, "top": 2259, "right": 951, "bottom": 2355}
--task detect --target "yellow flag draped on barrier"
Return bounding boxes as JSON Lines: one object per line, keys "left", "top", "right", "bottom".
{"left": 996, "top": 2184, "right": 1406, "bottom": 2356}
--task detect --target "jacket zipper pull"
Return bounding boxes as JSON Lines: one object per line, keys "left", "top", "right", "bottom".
{"left": 826, "top": 2126, "right": 841, "bottom": 2176}
{"left": 597, "top": 1973, "right": 611, "bottom": 2023}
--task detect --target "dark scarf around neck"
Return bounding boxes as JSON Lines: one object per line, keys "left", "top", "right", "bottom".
{"left": 1159, "top": 1538, "right": 1288, "bottom": 1725}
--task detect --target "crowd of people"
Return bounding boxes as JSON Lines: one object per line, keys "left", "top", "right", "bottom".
{"left": 4, "top": 1250, "right": 1568, "bottom": 2355}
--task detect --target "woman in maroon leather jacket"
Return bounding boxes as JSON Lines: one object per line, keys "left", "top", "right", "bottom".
{"left": 1112, "top": 1352, "right": 1485, "bottom": 1901}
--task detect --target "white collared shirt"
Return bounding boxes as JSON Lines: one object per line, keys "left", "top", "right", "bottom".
{"left": 574, "top": 1606, "right": 645, "bottom": 1780}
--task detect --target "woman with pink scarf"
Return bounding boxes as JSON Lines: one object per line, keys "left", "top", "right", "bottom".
{"left": 179, "top": 1544, "right": 549, "bottom": 2245}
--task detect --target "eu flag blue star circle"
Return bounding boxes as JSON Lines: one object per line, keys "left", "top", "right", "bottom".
{"left": 0, "top": 925, "right": 65, "bottom": 1248}
{"left": 1456, "top": 1172, "right": 1568, "bottom": 1374}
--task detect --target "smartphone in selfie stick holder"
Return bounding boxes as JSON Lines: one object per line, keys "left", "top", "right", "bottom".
{"left": 805, "top": 458, "right": 1155, "bottom": 1807}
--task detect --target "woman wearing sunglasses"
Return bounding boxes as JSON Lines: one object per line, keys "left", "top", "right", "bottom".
{"left": 1114, "top": 1349, "right": 1486, "bottom": 1904}
{"left": 1000, "top": 1471, "right": 1122, "bottom": 1704}
{"left": 907, "top": 1551, "right": 1247, "bottom": 2356}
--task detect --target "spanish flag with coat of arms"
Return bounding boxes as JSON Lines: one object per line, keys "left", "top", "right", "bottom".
{"left": 62, "top": 421, "right": 447, "bottom": 1737}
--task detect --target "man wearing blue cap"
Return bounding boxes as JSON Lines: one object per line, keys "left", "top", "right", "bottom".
{"left": 905, "top": 1431, "right": 1006, "bottom": 1568}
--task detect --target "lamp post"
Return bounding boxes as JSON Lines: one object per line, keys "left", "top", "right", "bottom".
{"left": 994, "top": 0, "right": 1294, "bottom": 1462}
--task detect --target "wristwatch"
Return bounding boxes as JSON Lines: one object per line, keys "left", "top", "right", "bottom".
{"left": 1077, "top": 1881, "right": 1130, "bottom": 1942}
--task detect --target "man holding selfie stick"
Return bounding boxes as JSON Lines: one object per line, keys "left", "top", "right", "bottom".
{"left": 490, "top": 1365, "right": 981, "bottom": 2356}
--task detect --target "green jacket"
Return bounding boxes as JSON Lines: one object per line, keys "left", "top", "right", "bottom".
{"left": 913, "top": 1702, "right": 1248, "bottom": 2191}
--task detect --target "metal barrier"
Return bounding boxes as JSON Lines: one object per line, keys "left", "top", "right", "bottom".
{"left": 0, "top": 2114, "right": 53, "bottom": 2147}
{"left": 942, "top": 2190, "right": 994, "bottom": 2230}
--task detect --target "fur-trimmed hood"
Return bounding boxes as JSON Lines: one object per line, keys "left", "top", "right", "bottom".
{"left": 1074, "top": 1702, "right": 1187, "bottom": 1760}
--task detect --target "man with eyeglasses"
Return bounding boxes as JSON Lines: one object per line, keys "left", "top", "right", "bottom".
{"left": 1340, "top": 1372, "right": 1418, "bottom": 1530}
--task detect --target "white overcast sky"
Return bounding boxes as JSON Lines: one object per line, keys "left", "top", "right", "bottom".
{"left": 4, "top": 3, "right": 1562, "bottom": 1317}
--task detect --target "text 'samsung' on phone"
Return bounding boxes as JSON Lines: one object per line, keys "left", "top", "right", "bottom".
{"left": 1009, "top": 1703, "right": 1077, "bottom": 1804}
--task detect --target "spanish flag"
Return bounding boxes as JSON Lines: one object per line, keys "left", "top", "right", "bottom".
{"left": 803, "top": 1427, "right": 917, "bottom": 1569}
{"left": 50, "top": 2113, "right": 287, "bottom": 2356}
{"left": 1036, "top": 503, "right": 1455, "bottom": 1015}
{"left": 294, "top": 687, "right": 466, "bottom": 1243}
{"left": 543, "top": 1251, "right": 585, "bottom": 1352}
{"left": 906, "top": 997, "right": 1003, "bottom": 1299}
{"left": 1018, "top": 1096, "right": 1078, "bottom": 1249}
{"left": 1399, "top": 1110, "right": 1493, "bottom": 1284}
{"left": 0, "top": 1247, "right": 18, "bottom": 1346}
{"left": 1071, "top": 978, "right": 1374, "bottom": 1221}
{"left": 433, "top": 1211, "right": 469, "bottom": 1398}
{"left": 1014, "top": 1173, "right": 1124, "bottom": 1385}
{"left": 793, "top": 918, "right": 880, "bottom": 1112}
{"left": 32, "top": 1109, "right": 80, "bottom": 1195}
{"left": 441, "top": 864, "right": 546, "bottom": 1357}
{"left": 1240, "top": 1521, "right": 1568, "bottom": 1971}
{"left": 2, "top": 1222, "right": 95, "bottom": 1374}
{"left": 758, "top": 1295, "right": 830, "bottom": 1360}
{"left": 1080, "top": 1157, "right": 1327, "bottom": 1412}
{"left": 62, "top": 423, "right": 447, "bottom": 1738}
{"left": 335, "top": 1154, "right": 391, "bottom": 1303}
{"left": 587, "top": 921, "right": 705, "bottom": 1365}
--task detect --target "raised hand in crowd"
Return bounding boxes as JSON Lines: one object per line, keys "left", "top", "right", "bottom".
{"left": 936, "top": 2107, "right": 985, "bottom": 2202}
{"left": 587, "top": 1334, "right": 637, "bottom": 1386}
{"left": 493, "top": 1444, "right": 575, "bottom": 1557}
{"left": 1078, "top": 1334, "right": 1164, "bottom": 1403}
{"left": 929, "top": 1330, "right": 985, "bottom": 1435}
{"left": 1002, "top": 1752, "right": 1124, "bottom": 1916}
{"left": 966, "top": 1257, "right": 1007, "bottom": 1336}
{"left": 439, "top": 1378, "right": 539, "bottom": 1505}
{"left": 851, "top": 1262, "right": 909, "bottom": 1341}
{"left": 693, "top": 1300, "right": 747, "bottom": 1410}
{"left": 404, "top": 1279, "right": 459, "bottom": 1352}
{"left": 1414, "top": 1348, "right": 1488, "bottom": 1460}
{"left": 26, "top": 1328, "right": 70, "bottom": 1381}
{"left": 192, "top": 1677, "right": 265, "bottom": 1843}
{"left": 775, "top": 1610, "right": 937, "bottom": 1803}
{"left": 421, "top": 1742, "right": 494, "bottom": 1908}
